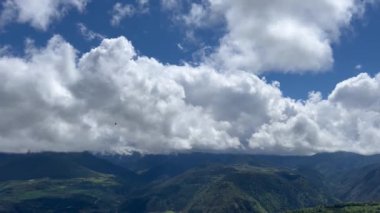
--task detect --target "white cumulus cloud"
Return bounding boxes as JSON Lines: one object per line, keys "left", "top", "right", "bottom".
{"left": 250, "top": 74, "right": 380, "bottom": 155}
{"left": 1, "top": 1, "right": 380, "bottom": 155}
{"left": 171, "top": 0, "right": 372, "bottom": 73}
{"left": 1, "top": 36, "right": 380, "bottom": 155}
{"left": 0, "top": 0, "right": 88, "bottom": 30}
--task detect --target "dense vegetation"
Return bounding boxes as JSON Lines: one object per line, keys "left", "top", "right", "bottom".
{"left": 120, "top": 165, "right": 331, "bottom": 212}
{"left": 292, "top": 203, "right": 380, "bottom": 213}
{"left": 1, "top": 152, "right": 380, "bottom": 212}
{"left": 0, "top": 176, "right": 123, "bottom": 212}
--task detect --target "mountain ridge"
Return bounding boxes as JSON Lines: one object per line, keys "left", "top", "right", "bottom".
{"left": 1, "top": 151, "right": 380, "bottom": 212}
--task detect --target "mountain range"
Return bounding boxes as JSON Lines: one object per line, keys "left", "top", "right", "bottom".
{"left": 1, "top": 152, "right": 380, "bottom": 212}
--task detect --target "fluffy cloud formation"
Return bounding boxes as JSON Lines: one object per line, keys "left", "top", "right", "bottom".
{"left": 0, "top": 36, "right": 241, "bottom": 153}
{"left": 0, "top": 0, "right": 88, "bottom": 30}
{"left": 250, "top": 75, "right": 380, "bottom": 155}
{"left": 1, "top": 1, "right": 380, "bottom": 155}
{"left": 173, "top": 0, "right": 370, "bottom": 73}
{"left": 329, "top": 73, "right": 380, "bottom": 111}
{"left": 1, "top": 36, "right": 380, "bottom": 155}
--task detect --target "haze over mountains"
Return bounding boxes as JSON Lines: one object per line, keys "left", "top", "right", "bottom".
{"left": 1, "top": 151, "right": 380, "bottom": 212}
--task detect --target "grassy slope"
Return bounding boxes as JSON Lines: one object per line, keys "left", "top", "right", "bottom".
{"left": 292, "top": 203, "right": 380, "bottom": 213}
{"left": 120, "top": 165, "right": 331, "bottom": 213}
{"left": 0, "top": 175, "right": 125, "bottom": 212}
{"left": 0, "top": 153, "right": 140, "bottom": 212}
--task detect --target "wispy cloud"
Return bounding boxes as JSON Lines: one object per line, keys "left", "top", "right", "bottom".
{"left": 110, "top": 0, "right": 150, "bottom": 26}
{"left": 77, "top": 23, "right": 105, "bottom": 41}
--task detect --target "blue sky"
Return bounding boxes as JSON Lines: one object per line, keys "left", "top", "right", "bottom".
{"left": 0, "top": 0, "right": 216, "bottom": 62}
{"left": 1, "top": 0, "right": 379, "bottom": 100}
{"left": 1, "top": 0, "right": 380, "bottom": 155}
